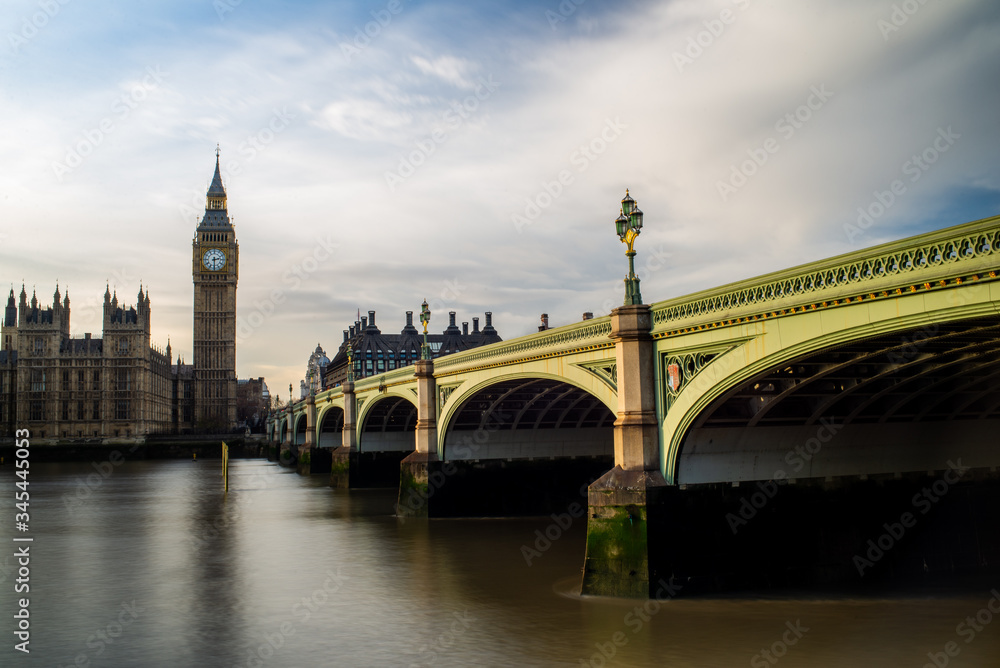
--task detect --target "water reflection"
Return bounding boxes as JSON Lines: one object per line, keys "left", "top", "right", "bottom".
{"left": 1, "top": 460, "right": 998, "bottom": 667}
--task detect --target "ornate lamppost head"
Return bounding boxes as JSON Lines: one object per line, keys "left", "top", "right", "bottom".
{"left": 615, "top": 189, "right": 645, "bottom": 306}
{"left": 419, "top": 299, "right": 431, "bottom": 360}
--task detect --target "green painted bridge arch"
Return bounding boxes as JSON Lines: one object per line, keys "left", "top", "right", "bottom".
{"left": 266, "top": 214, "right": 1000, "bottom": 597}
{"left": 274, "top": 214, "right": 1000, "bottom": 484}
{"left": 652, "top": 215, "right": 1000, "bottom": 485}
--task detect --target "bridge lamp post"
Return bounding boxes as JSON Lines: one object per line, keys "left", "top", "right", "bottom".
{"left": 615, "top": 189, "right": 644, "bottom": 306}
{"left": 419, "top": 299, "right": 431, "bottom": 360}
{"left": 346, "top": 344, "right": 355, "bottom": 383}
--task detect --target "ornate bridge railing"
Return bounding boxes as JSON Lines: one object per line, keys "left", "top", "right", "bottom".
{"left": 432, "top": 317, "right": 614, "bottom": 375}
{"left": 650, "top": 215, "right": 1000, "bottom": 335}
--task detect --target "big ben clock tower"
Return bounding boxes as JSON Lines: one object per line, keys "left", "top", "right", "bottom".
{"left": 192, "top": 147, "right": 238, "bottom": 428}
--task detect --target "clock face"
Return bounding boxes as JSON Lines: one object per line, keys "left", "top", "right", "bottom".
{"left": 203, "top": 249, "right": 226, "bottom": 271}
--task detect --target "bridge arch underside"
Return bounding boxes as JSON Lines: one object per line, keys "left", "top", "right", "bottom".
{"left": 444, "top": 378, "right": 615, "bottom": 460}
{"left": 318, "top": 407, "right": 344, "bottom": 449}
{"left": 436, "top": 378, "right": 615, "bottom": 516}
{"left": 664, "top": 317, "right": 1000, "bottom": 592}
{"left": 293, "top": 414, "right": 307, "bottom": 447}
{"left": 360, "top": 396, "right": 417, "bottom": 453}
{"left": 351, "top": 396, "right": 418, "bottom": 487}
{"left": 679, "top": 317, "right": 1000, "bottom": 484}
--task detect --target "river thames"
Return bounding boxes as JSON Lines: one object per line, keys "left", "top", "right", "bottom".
{"left": 2, "top": 459, "right": 999, "bottom": 667}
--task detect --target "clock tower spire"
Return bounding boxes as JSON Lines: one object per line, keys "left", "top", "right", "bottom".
{"left": 192, "top": 148, "right": 239, "bottom": 430}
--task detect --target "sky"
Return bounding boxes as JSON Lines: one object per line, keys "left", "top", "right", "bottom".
{"left": 1, "top": 0, "right": 998, "bottom": 401}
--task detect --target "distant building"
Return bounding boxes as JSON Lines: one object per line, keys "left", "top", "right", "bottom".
{"left": 0, "top": 284, "right": 182, "bottom": 439}
{"left": 323, "top": 309, "right": 501, "bottom": 388}
{"left": 300, "top": 344, "right": 330, "bottom": 399}
{"left": 0, "top": 152, "right": 257, "bottom": 440}
{"left": 237, "top": 377, "right": 270, "bottom": 433}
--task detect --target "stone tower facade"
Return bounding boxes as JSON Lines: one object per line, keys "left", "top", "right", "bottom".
{"left": 0, "top": 283, "right": 176, "bottom": 439}
{"left": 192, "top": 149, "right": 239, "bottom": 429}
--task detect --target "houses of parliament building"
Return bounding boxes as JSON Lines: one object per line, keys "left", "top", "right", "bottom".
{"left": 0, "top": 153, "right": 240, "bottom": 440}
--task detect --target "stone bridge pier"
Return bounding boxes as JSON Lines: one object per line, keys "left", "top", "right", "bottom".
{"left": 268, "top": 215, "right": 1000, "bottom": 599}
{"left": 581, "top": 304, "right": 669, "bottom": 598}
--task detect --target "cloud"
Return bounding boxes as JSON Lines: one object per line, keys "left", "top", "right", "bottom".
{"left": 1, "top": 0, "right": 998, "bottom": 398}
{"left": 410, "top": 54, "right": 478, "bottom": 89}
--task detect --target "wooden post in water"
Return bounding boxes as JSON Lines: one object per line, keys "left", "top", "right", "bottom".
{"left": 222, "top": 441, "right": 229, "bottom": 492}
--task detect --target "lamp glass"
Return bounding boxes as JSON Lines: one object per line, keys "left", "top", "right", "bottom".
{"left": 615, "top": 214, "right": 628, "bottom": 239}
{"left": 621, "top": 195, "right": 634, "bottom": 216}
{"left": 630, "top": 207, "right": 643, "bottom": 231}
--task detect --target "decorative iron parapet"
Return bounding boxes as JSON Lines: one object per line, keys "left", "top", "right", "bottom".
{"left": 651, "top": 217, "right": 1000, "bottom": 331}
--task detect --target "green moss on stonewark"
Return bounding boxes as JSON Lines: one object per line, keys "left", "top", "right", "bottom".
{"left": 329, "top": 455, "right": 351, "bottom": 488}
{"left": 397, "top": 464, "right": 430, "bottom": 518}
{"left": 585, "top": 505, "right": 649, "bottom": 566}
{"left": 582, "top": 504, "right": 653, "bottom": 598}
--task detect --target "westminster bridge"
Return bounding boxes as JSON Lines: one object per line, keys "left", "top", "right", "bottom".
{"left": 266, "top": 214, "right": 1000, "bottom": 598}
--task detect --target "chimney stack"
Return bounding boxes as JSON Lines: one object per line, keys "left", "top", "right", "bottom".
{"left": 361, "top": 316, "right": 368, "bottom": 329}
{"left": 368, "top": 310, "right": 376, "bottom": 328}
{"left": 406, "top": 311, "right": 413, "bottom": 327}
{"left": 473, "top": 317, "right": 480, "bottom": 333}
{"left": 343, "top": 329, "right": 349, "bottom": 342}
{"left": 582, "top": 312, "right": 593, "bottom": 321}
{"left": 538, "top": 313, "right": 549, "bottom": 331}
{"left": 462, "top": 322, "right": 469, "bottom": 335}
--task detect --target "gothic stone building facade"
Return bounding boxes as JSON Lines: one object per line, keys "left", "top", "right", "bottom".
{"left": 0, "top": 154, "right": 239, "bottom": 440}
{"left": 322, "top": 309, "right": 502, "bottom": 388}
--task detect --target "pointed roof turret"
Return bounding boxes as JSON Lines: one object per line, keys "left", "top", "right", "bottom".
{"left": 208, "top": 145, "right": 226, "bottom": 198}
{"left": 4, "top": 288, "right": 16, "bottom": 327}
{"left": 198, "top": 146, "right": 232, "bottom": 229}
